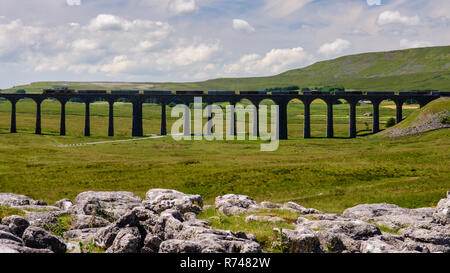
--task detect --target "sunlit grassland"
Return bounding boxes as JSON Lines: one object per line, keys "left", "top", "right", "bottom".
{"left": 0, "top": 97, "right": 448, "bottom": 214}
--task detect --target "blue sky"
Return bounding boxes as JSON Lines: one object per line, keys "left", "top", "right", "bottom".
{"left": 0, "top": 0, "right": 449, "bottom": 88}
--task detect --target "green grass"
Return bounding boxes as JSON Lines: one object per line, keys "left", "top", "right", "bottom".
{"left": 77, "top": 240, "right": 106, "bottom": 253}
{"left": 43, "top": 214, "right": 73, "bottom": 237}
{"left": 3, "top": 46, "right": 449, "bottom": 92}
{"left": 0, "top": 97, "right": 448, "bottom": 215}
{"left": 0, "top": 205, "right": 25, "bottom": 219}
{"left": 374, "top": 224, "right": 405, "bottom": 236}
{"left": 198, "top": 206, "right": 297, "bottom": 253}
{"left": 382, "top": 97, "right": 450, "bottom": 130}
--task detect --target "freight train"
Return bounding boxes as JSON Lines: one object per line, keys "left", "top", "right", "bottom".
{"left": 18, "top": 89, "right": 448, "bottom": 96}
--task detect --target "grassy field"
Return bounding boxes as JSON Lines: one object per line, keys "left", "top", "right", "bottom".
{"left": 0, "top": 98, "right": 448, "bottom": 214}
{"left": 4, "top": 46, "right": 450, "bottom": 92}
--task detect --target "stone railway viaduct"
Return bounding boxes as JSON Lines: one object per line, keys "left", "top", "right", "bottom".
{"left": 0, "top": 92, "right": 447, "bottom": 139}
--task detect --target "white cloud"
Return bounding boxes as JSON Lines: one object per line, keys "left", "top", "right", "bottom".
{"left": 168, "top": 0, "right": 197, "bottom": 15}
{"left": 72, "top": 39, "right": 99, "bottom": 51}
{"left": 232, "top": 19, "right": 255, "bottom": 33}
{"left": 400, "top": 39, "right": 433, "bottom": 49}
{"left": 0, "top": 19, "right": 41, "bottom": 61}
{"left": 66, "top": 0, "right": 81, "bottom": 6}
{"left": 366, "top": 0, "right": 381, "bottom": 6}
{"left": 377, "top": 10, "right": 420, "bottom": 26}
{"left": 156, "top": 42, "right": 221, "bottom": 68}
{"left": 224, "top": 47, "right": 312, "bottom": 75}
{"left": 318, "top": 38, "right": 351, "bottom": 56}
{"left": 87, "top": 14, "right": 129, "bottom": 31}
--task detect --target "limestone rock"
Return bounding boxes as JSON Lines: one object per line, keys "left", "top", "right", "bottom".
{"left": 106, "top": 227, "right": 141, "bottom": 253}
{"left": 300, "top": 218, "right": 382, "bottom": 240}
{"left": 63, "top": 228, "right": 101, "bottom": 243}
{"left": 24, "top": 211, "right": 65, "bottom": 228}
{"left": 143, "top": 189, "right": 203, "bottom": 214}
{"left": 343, "top": 203, "right": 433, "bottom": 230}
{"left": 0, "top": 242, "right": 53, "bottom": 253}
{"left": 71, "top": 191, "right": 142, "bottom": 220}
{"left": 360, "top": 237, "right": 404, "bottom": 253}
{"left": 0, "top": 230, "right": 23, "bottom": 244}
{"left": 159, "top": 239, "right": 203, "bottom": 253}
{"left": 22, "top": 226, "right": 67, "bottom": 253}
{"left": 141, "top": 234, "right": 162, "bottom": 253}
{"left": 70, "top": 214, "right": 111, "bottom": 229}
{"left": 54, "top": 199, "right": 73, "bottom": 211}
{"left": 245, "top": 215, "right": 286, "bottom": 224}
{"left": 432, "top": 191, "right": 450, "bottom": 225}
{"left": 1, "top": 215, "right": 30, "bottom": 237}
{"left": 283, "top": 202, "right": 320, "bottom": 215}
{"left": 281, "top": 228, "right": 322, "bottom": 253}
{"left": 0, "top": 193, "right": 39, "bottom": 207}
{"left": 215, "top": 194, "right": 261, "bottom": 215}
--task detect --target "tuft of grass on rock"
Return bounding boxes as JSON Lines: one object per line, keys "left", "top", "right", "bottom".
{"left": 198, "top": 206, "right": 297, "bottom": 253}
{"left": 374, "top": 223, "right": 405, "bottom": 236}
{"left": 43, "top": 214, "right": 73, "bottom": 237}
{"left": 0, "top": 205, "right": 26, "bottom": 220}
{"left": 78, "top": 239, "right": 105, "bottom": 253}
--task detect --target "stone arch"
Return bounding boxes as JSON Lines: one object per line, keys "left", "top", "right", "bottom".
{"left": 6, "top": 96, "right": 32, "bottom": 133}
{"left": 107, "top": 95, "right": 134, "bottom": 137}
{"left": 283, "top": 97, "right": 305, "bottom": 139}
{"left": 234, "top": 97, "right": 260, "bottom": 139}
{"left": 305, "top": 97, "right": 328, "bottom": 138}
{"left": 258, "top": 98, "right": 277, "bottom": 140}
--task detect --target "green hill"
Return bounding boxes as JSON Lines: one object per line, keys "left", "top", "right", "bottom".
{"left": 4, "top": 45, "right": 450, "bottom": 92}
{"left": 378, "top": 97, "right": 450, "bottom": 137}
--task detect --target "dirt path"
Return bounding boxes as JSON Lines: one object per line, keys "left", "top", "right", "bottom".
{"left": 55, "top": 135, "right": 171, "bottom": 147}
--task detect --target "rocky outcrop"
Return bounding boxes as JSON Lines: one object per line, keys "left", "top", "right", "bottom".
{"left": 0, "top": 193, "right": 43, "bottom": 207}
{"left": 215, "top": 194, "right": 261, "bottom": 215}
{"left": 0, "top": 189, "right": 448, "bottom": 253}
{"left": 143, "top": 189, "right": 203, "bottom": 214}
{"left": 433, "top": 191, "right": 450, "bottom": 225}
{"left": 22, "top": 226, "right": 67, "bottom": 253}
{"left": 215, "top": 194, "right": 319, "bottom": 216}
{"left": 54, "top": 199, "right": 73, "bottom": 211}
{"left": 70, "top": 191, "right": 142, "bottom": 220}
{"left": 1, "top": 216, "right": 30, "bottom": 237}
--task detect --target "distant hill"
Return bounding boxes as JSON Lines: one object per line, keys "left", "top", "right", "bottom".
{"left": 4, "top": 45, "right": 450, "bottom": 93}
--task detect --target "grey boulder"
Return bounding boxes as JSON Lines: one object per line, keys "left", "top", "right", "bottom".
{"left": 143, "top": 189, "right": 203, "bottom": 214}
{"left": 432, "top": 191, "right": 450, "bottom": 225}
{"left": 22, "top": 226, "right": 67, "bottom": 253}
{"left": 106, "top": 226, "right": 141, "bottom": 253}
{"left": 71, "top": 191, "right": 142, "bottom": 220}
{"left": 1, "top": 215, "right": 30, "bottom": 237}
{"left": 215, "top": 194, "right": 261, "bottom": 215}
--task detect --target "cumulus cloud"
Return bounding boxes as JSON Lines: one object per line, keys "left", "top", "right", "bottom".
{"left": 318, "top": 38, "right": 351, "bottom": 56}
{"left": 168, "top": 0, "right": 197, "bottom": 15}
{"left": 400, "top": 39, "right": 433, "bottom": 49}
{"left": 66, "top": 0, "right": 81, "bottom": 6}
{"left": 0, "top": 19, "right": 41, "bottom": 61}
{"left": 224, "top": 47, "right": 312, "bottom": 75}
{"left": 232, "top": 19, "right": 255, "bottom": 33}
{"left": 0, "top": 12, "right": 228, "bottom": 82}
{"left": 156, "top": 42, "right": 221, "bottom": 68}
{"left": 377, "top": 10, "right": 420, "bottom": 26}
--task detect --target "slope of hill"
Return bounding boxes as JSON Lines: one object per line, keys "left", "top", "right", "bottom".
{"left": 4, "top": 45, "right": 450, "bottom": 92}
{"left": 378, "top": 97, "right": 450, "bottom": 137}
